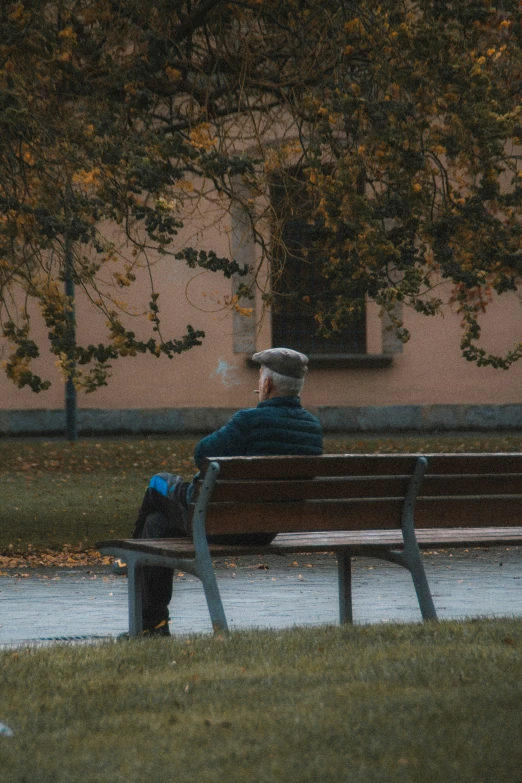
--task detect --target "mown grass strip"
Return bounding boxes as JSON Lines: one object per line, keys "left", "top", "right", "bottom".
{"left": 1, "top": 619, "right": 521, "bottom": 783}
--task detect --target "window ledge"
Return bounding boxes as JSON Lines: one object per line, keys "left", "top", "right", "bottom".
{"left": 247, "top": 354, "right": 393, "bottom": 370}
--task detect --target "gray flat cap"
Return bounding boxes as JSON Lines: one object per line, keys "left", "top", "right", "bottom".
{"left": 252, "top": 347, "right": 309, "bottom": 379}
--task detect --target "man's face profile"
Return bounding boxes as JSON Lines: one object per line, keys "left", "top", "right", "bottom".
{"left": 257, "top": 369, "right": 271, "bottom": 402}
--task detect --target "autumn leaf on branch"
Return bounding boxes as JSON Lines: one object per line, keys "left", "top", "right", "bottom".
{"left": 237, "top": 0, "right": 522, "bottom": 367}
{"left": 2, "top": 0, "right": 522, "bottom": 384}
{"left": 0, "top": 0, "right": 253, "bottom": 391}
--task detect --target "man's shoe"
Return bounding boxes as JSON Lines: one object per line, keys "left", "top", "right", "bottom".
{"left": 143, "top": 619, "right": 171, "bottom": 637}
{"left": 118, "top": 619, "right": 171, "bottom": 639}
{"left": 112, "top": 559, "right": 127, "bottom": 576}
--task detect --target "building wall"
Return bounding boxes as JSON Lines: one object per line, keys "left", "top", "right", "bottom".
{"left": 1, "top": 202, "right": 521, "bottom": 433}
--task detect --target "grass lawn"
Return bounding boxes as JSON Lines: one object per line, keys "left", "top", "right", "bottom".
{"left": 1, "top": 619, "right": 521, "bottom": 783}
{"left": 1, "top": 433, "right": 521, "bottom": 556}
{"left": 0, "top": 437, "right": 197, "bottom": 556}
{"left": 1, "top": 438, "right": 521, "bottom": 782}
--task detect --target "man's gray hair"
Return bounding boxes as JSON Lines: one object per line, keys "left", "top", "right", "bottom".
{"left": 261, "top": 366, "right": 304, "bottom": 397}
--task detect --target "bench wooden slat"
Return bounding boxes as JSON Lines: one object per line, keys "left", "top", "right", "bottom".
{"left": 204, "top": 453, "right": 522, "bottom": 479}
{"left": 98, "top": 526, "right": 522, "bottom": 560}
{"left": 206, "top": 474, "right": 522, "bottom": 503}
{"left": 273, "top": 528, "right": 522, "bottom": 548}
{"left": 201, "top": 495, "right": 522, "bottom": 535}
{"left": 414, "top": 497, "right": 522, "bottom": 529}
{"left": 269, "top": 528, "right": 522, "bottom": 550}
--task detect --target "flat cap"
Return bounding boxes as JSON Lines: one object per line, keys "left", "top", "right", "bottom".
{"left": 251, "top": 347, "right": 309, "bottom": 379}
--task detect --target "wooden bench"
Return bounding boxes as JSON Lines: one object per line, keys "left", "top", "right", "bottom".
{"left": 96, "top": 453, "right": 522, "bottom": 636}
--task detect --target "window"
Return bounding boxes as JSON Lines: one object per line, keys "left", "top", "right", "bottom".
{"left": 270, "top": 173, "right": 366, "bottom": 355}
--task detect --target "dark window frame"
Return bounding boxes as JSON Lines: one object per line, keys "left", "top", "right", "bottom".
{"left": 270, "top": 171, "right": 367, "bottom": 357}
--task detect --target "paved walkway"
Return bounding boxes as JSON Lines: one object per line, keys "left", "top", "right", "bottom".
{"left": 1, "top": 547, "right": 521, "bottom": 646}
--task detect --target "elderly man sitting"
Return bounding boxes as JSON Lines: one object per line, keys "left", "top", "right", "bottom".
{"left": 130, "top": 347, "right": 323, "bottom": 636}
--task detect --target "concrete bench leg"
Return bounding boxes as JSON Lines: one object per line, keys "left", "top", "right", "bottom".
{"left": 198, "top": 564, "right": 229, "bottom": 634}
{"left": 192, "top": 461, "right": 229, "bottom": 635}
{"left": 406, "top": 549, "right": 437, "bottom": 621}
{"left": 379, "top": 456, "right": 437, "bottom": 621}
{"left": 337, "top": 552, "right": 353, "bottom": 624}
{"left": 401, "top": 456, "right": 437, "bottom": 622}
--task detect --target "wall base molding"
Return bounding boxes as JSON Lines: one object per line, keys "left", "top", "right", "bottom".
{"left": 316, "top": 404, "right": 522, "bottom": 433}
{"left": 0, "top": 404, "right": 521, "bottom": 436}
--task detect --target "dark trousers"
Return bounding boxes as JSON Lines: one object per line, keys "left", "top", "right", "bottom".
{"left": 133, "top": 473, "right": 189, "bottom": 628}
{"left": 132, "top": 472, "right": 277, "bottom": 628}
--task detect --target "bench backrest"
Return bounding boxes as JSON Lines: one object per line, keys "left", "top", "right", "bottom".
{"left": 193, "top": 453, "right": 522, "bottom": 536}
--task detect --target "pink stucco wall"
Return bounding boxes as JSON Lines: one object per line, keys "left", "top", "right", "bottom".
{"left": 1, "top": 211, "right": 521, "bottom": 412}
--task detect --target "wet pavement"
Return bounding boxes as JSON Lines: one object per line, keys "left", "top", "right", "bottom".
{"left": 1, "top": 547, "right": 521, "bottom": 646}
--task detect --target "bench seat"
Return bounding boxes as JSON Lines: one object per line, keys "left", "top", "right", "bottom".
{"left": 100, "top": 526, "right": 522, "bottom": 559}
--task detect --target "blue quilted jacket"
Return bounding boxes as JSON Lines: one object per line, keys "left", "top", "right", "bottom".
{"left": 193, "top": 396, "right": 323, "bottom": 469}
